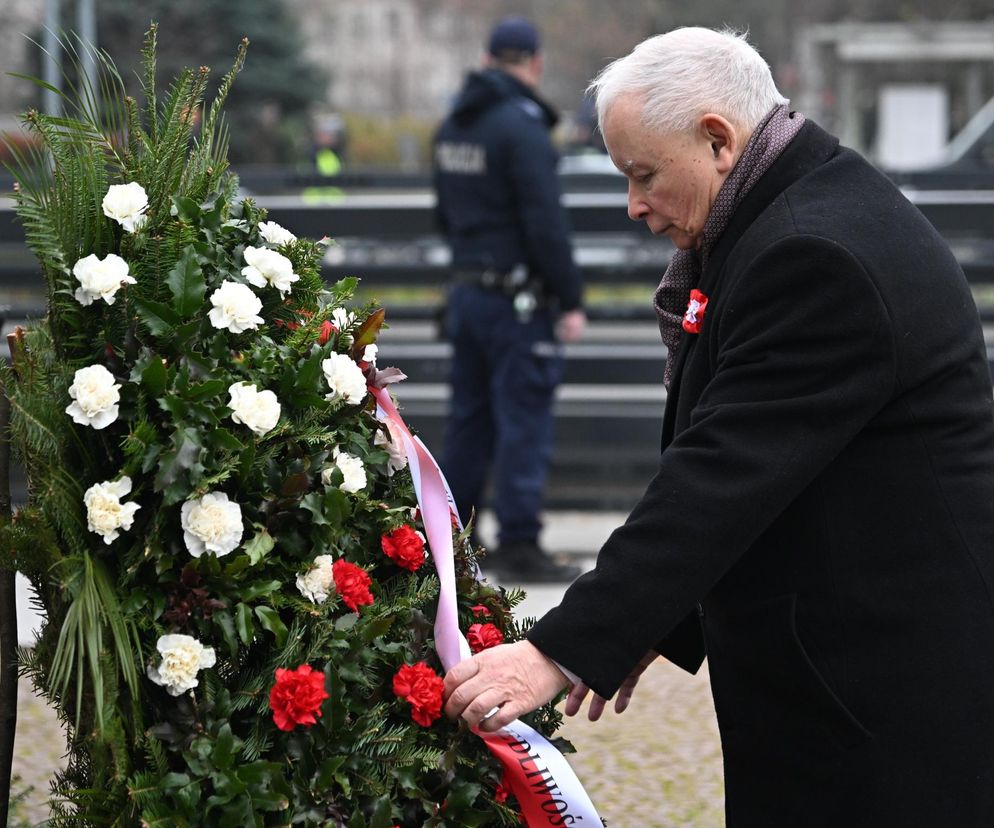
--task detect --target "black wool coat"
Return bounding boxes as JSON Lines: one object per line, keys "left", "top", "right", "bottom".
{"left": 528, "top": 121, "right": 994, "bottom": 825}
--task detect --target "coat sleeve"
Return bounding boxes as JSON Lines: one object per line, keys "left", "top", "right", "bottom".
{"left": 505, "top": 115, "right": 583, "bottom": 310}
{"left": 527, "top": 235, "right": 897, "bottom": 698}
{"left": 653, "top": 609, "right": 706, "bottom": 674}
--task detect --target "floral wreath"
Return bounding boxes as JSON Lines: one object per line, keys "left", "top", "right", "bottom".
{"left": 0, "top": 28, "right": 565, "bottom": 826}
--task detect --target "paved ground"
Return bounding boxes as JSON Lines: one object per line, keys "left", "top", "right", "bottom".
{"left": 8, "top": 510, "right": 726, "bottom": 826}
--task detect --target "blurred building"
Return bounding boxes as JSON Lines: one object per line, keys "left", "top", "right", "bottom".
{"left": 4, "top": 5, "right": 994, "bottom": 172}
{"left": 0, "top": 0, "right": 46, "bottom": 133}
{"left": 797, "top": 21, "right": 994, "bottom": 168}
{"left": 288, "top": 0, "right": 488, "bottom": 119}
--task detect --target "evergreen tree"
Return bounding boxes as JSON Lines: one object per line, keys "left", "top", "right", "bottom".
{"left": 94, "top": 0, "right": 326, "bottom": 164}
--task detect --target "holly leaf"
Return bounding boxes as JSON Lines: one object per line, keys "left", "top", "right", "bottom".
{"left": 167, "top": 245, "right": 207, "bottom": 318}
{"left": 369, "top": 797, "right": 394, "bottom": 828}
{"left": 242, "top": 529, "right": 275, "bottom": 566}
{"left": 254, "top": 605, "right": 288, "bottom": 647}
{"left": 201, "top": 197, "right": 225, "bottom": 234}
{"left": 300, "top": 492, "right": 328, "bottom": 526}
{"left": 186, "top": 379, "right": 226, "bottom": 402}
{"left": 174, "top": 318, "right": 204, "bottom": 351}
{"left": 134, "top": 297, "right": 180, "bottom": 337}
{"left": 172, "top": 195, "right": 202, "bottom": 223}
{"left": 223, "top": 555, "right": 251, "bottom": 579}
{"left": 235, "top": 603, "right": 254, "bottom": 646}
{"left": 160, "top": 772, "right": 192, "bottom": 788}
{"left": 290, "top": 391, "right": 328, "bottom": 410}
{"left": 141, "top": 356, "right": 168, "bottom": 396}
{"left": 213, "top": 610, "right": 240, "bottom": 660}
{"left": 323, "top": 488, "right": 352, "bottom": 528}
{"left": 362, "top": 615, "right": 394, "bottom": 644}
{"left": 315, "top": 756, "right": 347, "bottom": 791}
{"left": 212, "top": 723, "right": 237, "bottom": 771}
{"left": 155, "top": 427, "right": 205, "bottom": 503}
{"left": 209, "top": 428, "right": 246, "bottom": 454}
{"left": 241, "top": 580, "right": 283, "bottom": 601}
{"left": 292, "top": 348, "right": 325, "bottom": 395}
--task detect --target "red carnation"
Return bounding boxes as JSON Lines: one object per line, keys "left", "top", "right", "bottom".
{"left": 318, "top": 319, "right": 337, "bottom": 345}
{"left": 333, "top": 558, "right": 374, "bottom": 612}
{"left": 471, "top": 604, "right": 491, "bottom": 617}
{"left": 392, "top": 662, "right": 445, "bottom": 727}
{"left": 467, "top": 622, "right": 504, "bottom": 653}
{"left": 381, "top": 525, "right": 426, "bottom": 572}
{"left": 269, "top": 664, "right": 329, "bottom": 732}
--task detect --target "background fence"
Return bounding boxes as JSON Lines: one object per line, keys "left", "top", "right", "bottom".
{"left": 2, "top": 170, "right": 993, "bottom": 509}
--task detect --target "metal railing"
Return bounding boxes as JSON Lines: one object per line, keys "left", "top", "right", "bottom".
{"left": 2, "top": 183, "right": 993, "bottom": 508}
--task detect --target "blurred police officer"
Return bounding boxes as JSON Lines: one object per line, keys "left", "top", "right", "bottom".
{"left": 433, "top": 17, "right": 586, "bottom": 581}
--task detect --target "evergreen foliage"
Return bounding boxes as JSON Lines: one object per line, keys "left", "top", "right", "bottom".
{"left": 2, "top": 30, "right": 568, "bottom": 826}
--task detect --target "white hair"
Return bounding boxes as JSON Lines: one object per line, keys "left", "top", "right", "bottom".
{"left": 590, "top": 27, "right": 788, "bottom": 136}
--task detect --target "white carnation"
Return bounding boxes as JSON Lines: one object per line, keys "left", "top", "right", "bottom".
{"left": 374, "top": 421, "right": 408, "bottom": 476}
{"left": 147, "top": 634, "right": 216, "bottom": 696}
{"left": 102, "top": 182, "right": 149, "bottom": 233}
{"left": 180, "top": 491, "right": 244, "bottom": 558}
{"left": 258, "top": 221, "right": 297, "bottom": 246}
{"left": 241, "top": 246, "right": 300, "bottom": 298}
{"left": 322, "top": 447, "right": 367, "bottom": 494}
{"left": 321, "top": 353, "right": 367, "bottom": 405}
{"left": 72, "top": 253, "right": 136, "bottom": 306}
{"left": 65, "top": 364, "right": 121, "bottom": 430}
{"left": 331, "top": 307, "right": 354, "bottom": 331}
{"left": 227, "top": 381, "right": 281, "bottom": 436}
{"left": 84, "top": 476, "right": 141, "bottom": 544}
{"left": 296, "top": 554, "right": 336, "bottom": 604}
{"left": 207, "top": 281, "right": 264, "bottom": 333}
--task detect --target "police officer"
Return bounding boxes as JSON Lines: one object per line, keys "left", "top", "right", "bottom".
{"left": 433, "top": 16, "right": 586, "bottom": 582}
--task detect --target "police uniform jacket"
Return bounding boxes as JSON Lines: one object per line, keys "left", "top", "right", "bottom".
{"left": 433, "top": 68, "right": 581, "bottom": 310}
{"left": 528, "top": 121, "right": 994, "bottom": 824}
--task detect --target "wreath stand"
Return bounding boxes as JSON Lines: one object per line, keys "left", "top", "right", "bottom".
{"left": 0, "top": 363, "right": 17, "bottom": 826}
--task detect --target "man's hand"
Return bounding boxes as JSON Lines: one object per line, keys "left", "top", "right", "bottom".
{"left": 556, "top": 309, "right": 587, "bottom": 343}
{"left": 564, "top": 649, "right": 657, "bottom": 721}
{"left": 444, "top": 640, "right": 570, "bottom": 732}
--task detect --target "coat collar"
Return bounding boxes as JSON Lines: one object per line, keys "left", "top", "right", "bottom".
{"left": 661, "top": 121, "right": 840, "bottom": 442}
{"left": 703, "top": 120, "right": 839, "bottom": 289}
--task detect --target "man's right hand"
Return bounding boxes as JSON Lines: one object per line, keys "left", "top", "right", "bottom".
{"left": 556, "top": 309, "right": 587, "bottom": 342}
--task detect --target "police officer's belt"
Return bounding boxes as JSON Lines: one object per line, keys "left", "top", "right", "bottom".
{"left": 452, "top": 268, "right": 532, "bottom": 296}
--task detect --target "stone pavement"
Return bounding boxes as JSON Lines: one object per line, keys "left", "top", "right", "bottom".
{"left": 8, "top": 510, "right": 725, "bottom": 826}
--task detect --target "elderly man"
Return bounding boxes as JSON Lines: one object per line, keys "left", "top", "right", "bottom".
{"left": 444, "top": 27, "right": 994, "bottom": 824}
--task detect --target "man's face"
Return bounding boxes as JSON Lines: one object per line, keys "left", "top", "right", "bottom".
{"left": 602, "top": 94, "right": 727, "bottom": 251}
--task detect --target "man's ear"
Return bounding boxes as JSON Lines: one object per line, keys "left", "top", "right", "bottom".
{"left": 699, "top": 113, "right": 740, "bottom": 174}
{"left": 528, "top": 52, "right": 544, "bottom": 83}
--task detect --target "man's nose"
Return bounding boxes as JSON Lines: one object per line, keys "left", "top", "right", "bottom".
{"left": 627, "top": 183, "right": 649, "bottom": 222}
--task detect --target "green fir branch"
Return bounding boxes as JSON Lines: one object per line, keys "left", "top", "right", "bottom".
{"left": 140, "top": 24, "right": 160, "bottom": 146}
{"left": 181, "top": 39, "right": 248, "bottom": 201}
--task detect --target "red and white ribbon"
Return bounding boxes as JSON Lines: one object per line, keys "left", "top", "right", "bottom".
{"left": 371, "top": 386, "right": 602, "bottom": 826}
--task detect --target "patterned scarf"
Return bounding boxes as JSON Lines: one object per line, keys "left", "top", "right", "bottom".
{"left": 655, "top": 104, "right": 805, "bottom": 388}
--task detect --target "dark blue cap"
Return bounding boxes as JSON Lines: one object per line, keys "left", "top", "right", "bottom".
{"left": 488, "top": 16, "right": 540, "bottom": 56}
